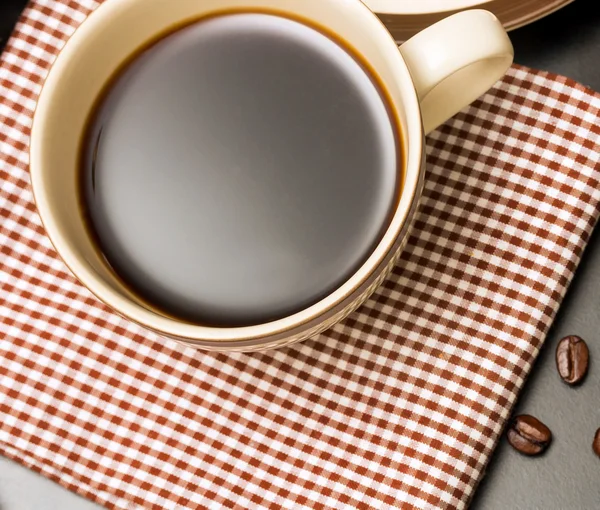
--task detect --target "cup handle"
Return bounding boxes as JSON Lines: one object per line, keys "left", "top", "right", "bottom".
{"left": 399, "top": 10, "right": 514, "bottom": 135}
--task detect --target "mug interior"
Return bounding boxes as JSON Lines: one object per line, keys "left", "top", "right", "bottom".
{"left": 30, "top": 0, "right": 423, "bottom": 345}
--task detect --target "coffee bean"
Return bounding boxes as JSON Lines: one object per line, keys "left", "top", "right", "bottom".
{"left": 593, "top": 429, "right": 600, "bottom": 458}
{"left": 507, "top": 415, "right": 552, "bottom": 456}
{"left": 556, "top": 335, "right": 589, "bottom": 385}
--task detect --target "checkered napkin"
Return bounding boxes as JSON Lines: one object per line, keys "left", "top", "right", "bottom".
{"left": 2, "top": 2, "right": 600, "bottom": 509}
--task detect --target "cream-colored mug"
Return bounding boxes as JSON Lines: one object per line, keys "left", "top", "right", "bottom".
{"left": 30, "top": 0, "right": 513, "bottom": 352}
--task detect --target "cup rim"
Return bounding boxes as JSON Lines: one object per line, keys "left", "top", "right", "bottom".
{"left": 30, "top": 0, "right": 424, "bottom": 345}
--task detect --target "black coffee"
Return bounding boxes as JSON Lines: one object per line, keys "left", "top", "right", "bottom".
{"left": 82, "top": 12, "right": 400, "bottom": 326}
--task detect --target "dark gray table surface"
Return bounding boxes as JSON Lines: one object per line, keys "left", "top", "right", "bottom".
{"left": 1, "top": 1, "right": 599, "bottom": 508}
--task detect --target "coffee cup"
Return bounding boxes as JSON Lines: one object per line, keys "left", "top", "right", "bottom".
{"left": 30, "top": 0, "right": 513, "bottom": 351}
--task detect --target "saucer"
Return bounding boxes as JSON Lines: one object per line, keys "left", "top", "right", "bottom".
{"left": 365, "top": 0, "right": 575, "bottom": 41}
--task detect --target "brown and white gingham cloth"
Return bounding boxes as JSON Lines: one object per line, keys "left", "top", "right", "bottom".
{"left": 1, "top": 1, "right": 600, "bottom": 509}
